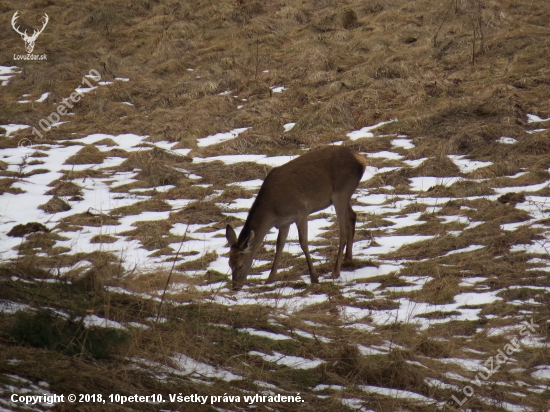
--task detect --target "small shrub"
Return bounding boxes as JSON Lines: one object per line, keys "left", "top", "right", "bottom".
{"left": 9, "top": 309, "right": 129, "bottom": 359}
{"left": 10, "top": 310, "right": 61, "bottom": 350}
{"left": 342, "top": 8, "right": 357, "bottom": 29}
{"left": 39, "top": 196, "right": 71, "bottom": 213}
{"left": 7, "top": 222, "right": 50, "bottom": 237}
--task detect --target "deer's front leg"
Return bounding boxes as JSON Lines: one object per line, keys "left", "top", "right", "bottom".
{"left": 266, "top": 224, "right": 290, "bottom": 283}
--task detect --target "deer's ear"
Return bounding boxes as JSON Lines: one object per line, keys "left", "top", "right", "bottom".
{"left": 226, "top": 224, "right": 237, "bottom": 246}
{"left": 244, "top": 230, "right": 255, "bottom": 253}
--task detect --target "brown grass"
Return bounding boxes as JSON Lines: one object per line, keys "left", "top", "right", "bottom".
{"left": 0, "top": 178, "right": 24, "bottom": 195}
{"left": 60, "top": 210, "right": 120, "bottom": 227}
{"left": 38, "top": 196, "right": 71, "bottom": 213}
{"left": 7, "top": 222, "right": 50, "bottom": 237}
{"left": 110, "top": 198, "right": 172, "bottom": 217}
{"left": 90, "top": 234, "right": 118, "bottom": 243}
{"left": 64, "top": 145, "right": 107, "bottom": 165}
{"left": 1, "top": 0, "right": 550, "bottom": 410}
{"left": 45, "top": 181, "right": 83, "bottom": 197}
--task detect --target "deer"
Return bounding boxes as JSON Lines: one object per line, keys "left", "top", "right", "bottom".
{"left": 11, "top": 11, "right": 49, "bottom": 54}
{"left": 225, "top": 145, "right": 366, "bottom": 290}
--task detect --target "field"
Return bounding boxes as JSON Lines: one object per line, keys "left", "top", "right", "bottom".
{"left": 0, "top": 0, "right": 549, "bottom": 411}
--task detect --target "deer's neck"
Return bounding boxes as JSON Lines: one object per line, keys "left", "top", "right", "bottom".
{"left": 239, "top": 202, "right": 272, "bottom": 254}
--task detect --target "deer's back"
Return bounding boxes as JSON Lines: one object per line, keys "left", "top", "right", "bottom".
{"left": 254, "top": 146, "right": 365, "bottom": 220}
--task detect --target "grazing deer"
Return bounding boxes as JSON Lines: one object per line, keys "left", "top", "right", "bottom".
{"left": 226, "top": 146, "right": 366, "bottom": 290}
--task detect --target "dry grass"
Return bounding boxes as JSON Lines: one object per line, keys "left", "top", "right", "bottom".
{"left": 61, "top": 210, "right": 120, "bottom": 227}
{"left": 0, "top": 178, "right": 24, "bottom": 195}
{"left": 45, "top": 181, "right": 83, "bottom": 197}
{"left": 64, "top": 145, "right": 107, "bottom": 165}
{"left": 1, "top": 0, "right": 550, "bottom": 410}
{"left": 109, "top": 198, "right": 172, "bottom": 217}
{"left": 38, "top": 196, "right": 71, "bottom": 213}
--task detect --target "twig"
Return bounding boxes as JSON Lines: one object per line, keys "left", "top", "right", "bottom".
{"left": 155, "top": 209, "right": 196, "bottom": 324}
{"left": 255, "top": 32, "right": 260, "bottom": 80}
{"left": 472, "top": 24, "right": 476, "bottom": 66}
{"left": 477, "top": 0, "right": 484, "bottom": 54}
{"left": 433, "top": 0, "right": 455, "bottom": 47}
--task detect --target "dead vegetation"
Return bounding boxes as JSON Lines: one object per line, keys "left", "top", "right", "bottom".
{"left": 38, "top": 196, "right": 72, "bottom": 213}
{"left": 1, "top": 0, "right": 550, "bottom": 411}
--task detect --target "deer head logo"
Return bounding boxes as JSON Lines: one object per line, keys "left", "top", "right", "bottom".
{"left": 11, "top": 11, "right": 49, "bottom": 54}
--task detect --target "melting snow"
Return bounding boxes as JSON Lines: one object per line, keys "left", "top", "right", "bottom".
{"left": 238, "top": 328, "right": 291, "bottom": 341}
{"left": 83, "top": 314, "right": 125, "bottom": 329}
{"left": 196, "top": 127, "right": 249, "bottom": 147}
{"left": 0, "top": 66, "right": 20, "bottom": 86}
{"left": 1, "top": 110, "right": 549, "bottom": 409}
{"left": 255, "top": 155, "right": 299, "bottom": 167}
{"left": 0, "top": 300, "right": 32, "bottom": 314}
{"left": 448, "top": 155, "right": 492, "bottom": 173}
{"left": 1, "top": 123, "right": 30, "bottom": 137}
{"left": 193, "top": 154, "right": 265, "bottom": 164}
{"left": 391, "top": 138, "right": 414, "bottom": 149}
{"left": 67, "top": 133, "right": 147, "bottom": 150}
{"left": 358, "top": 385, "right": 439, "bottom": 405}
{"left": 168, "top": 354, "right": 242, "bottom": 381}
{"left": 409, "top": 176, "right": 462, "bottom": 191}
{"left": 347, "top": 120, "right": 397, "bottom": 140}
{"left": 527, "top": 114, "right": 550, "bottom": 123}
{"left": 227, "top": 179, "right": 264, "bottom": 189}
{"left": 497, "top": 136, "right": 518, "bottom": 144}
{"left": 366, "top": 151, "right": 404, "bottom": 160}
{"left": 249, "top": 351, "right": 323, "bottom": 369}
{"left": 403, "top": 158, "right": 428, "bottom": 167}
{"left": 283, "top": 122, "right": 295, "bottom": 132}
{"left": 532, "top": 366, "right": 550, "bottom": 381}
{"left": 444, "top": 245, "right": 485, "bottom": 256}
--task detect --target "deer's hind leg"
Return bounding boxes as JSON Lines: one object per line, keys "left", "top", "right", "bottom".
{"left": 331, "top": 193, "right": 353, "bottom": 279}
{"left": 344, "top": 203, "right": 357, "bottom": 263}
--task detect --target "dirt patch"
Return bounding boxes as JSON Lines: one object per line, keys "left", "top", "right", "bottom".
{"left": 7, "top": 222, "right": 50, "bottom": 237}
{"left": 61, "top": 210, "right": 120, "bottom": 227}
{"left": 45, "top": 181, "right": 83, "bottom": 197}
{"left": 90, "top": 234, "right": 118, "bottom": 243}
{"left": 498, "top": 192, "right": 526, "bottom": 205}
{"left": 422, "top": 180, "right": 495, "bottom": 198}
{"left": 38, "top": 196, "right": 72, "bottom": 214}
{"left": 64, "top": 145, "right": 107, "bottom": 165}
{"left": 169, "top": 201, "right": 229, "bottom": 226}
{"left": 0, "top": 178, "right": 24, "bottom": 195}
{"left": 411, "top": 155, "right": 461, "bottom": 177}
{"left": 189, "top": 162, "right": 270, "bottom": 185}
{"left": 110, "top": 198, "right": 172, "bottom": 217}
{"left": 120, "top": 220, "right": 178, "bottom": 251}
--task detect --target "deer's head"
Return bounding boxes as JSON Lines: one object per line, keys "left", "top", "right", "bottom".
{"left": 226, "top": 225, "right": 255, "bottom": 290}
{"left": 12, "top": 11, "right": 49, "bottom": 54}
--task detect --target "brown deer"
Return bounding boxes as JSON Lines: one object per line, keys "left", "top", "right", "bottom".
{"left": 225, "top": 146, "right": 366, "bottom": 290}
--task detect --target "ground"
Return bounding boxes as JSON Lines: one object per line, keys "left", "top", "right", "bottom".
{"left": 0, "top": 0, "right": 549, "bottom": 411}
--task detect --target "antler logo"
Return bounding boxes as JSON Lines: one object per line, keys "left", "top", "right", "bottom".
{"left": 11, "top": 11, "right": 49, "bottom": 54}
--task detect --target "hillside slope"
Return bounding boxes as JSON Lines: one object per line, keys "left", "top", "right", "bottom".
{"left": 1, "top": 1, "right": 549, "bottom": 411}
